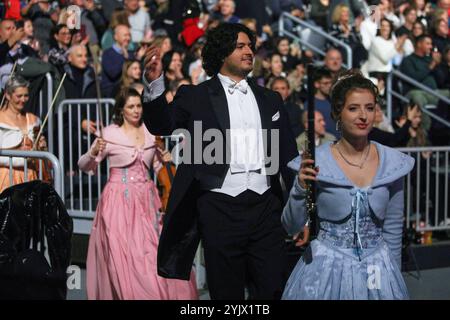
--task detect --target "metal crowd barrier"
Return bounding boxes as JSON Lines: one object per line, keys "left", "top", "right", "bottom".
{"left": 50, "top": 98, "right": 115, "bottom": 154}
{"left": 398, "top": 146, "right": 450, "bottom": 232}
{"left": 278, "top": 11, "right": 353, "bottom": 69}
{"left": 56, "top": 98, "right": 115, "bottom": 234}
{"left": 38, "top": 73, "right": 53, "bottom": 120}
{"left": 386, "top": 69, "right": 450, "bottom": 128}
{"left": 55, "top": 100, "right": 202, "bottom": 284}
{"left": 0, "top": 149, "right": 62, "bottom": 197}
{"left": 35, "top": 73, "right": 53, "bottom": 148}
{"left": 55, "top": 100, "right": 186, "bottom": 230}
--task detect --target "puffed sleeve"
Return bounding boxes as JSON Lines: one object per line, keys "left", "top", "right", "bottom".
{"left": 152, "top": 148, "right": 163, "bottom": 175}
{"left": 77, "top": 138, "right": 108, "bottom": 174}
{"left": 282, "top": 178, "right": 309, "bottom": 236}
{"left": 382, "top": 178, "right": 405, "bottom": 268}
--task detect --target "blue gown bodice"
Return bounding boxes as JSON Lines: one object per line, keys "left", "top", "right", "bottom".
{"left": 317, "top": 188, "right": 383, "bottom": 259}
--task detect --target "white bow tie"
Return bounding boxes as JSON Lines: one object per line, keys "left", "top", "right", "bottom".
{"left": 228, "top": 80, "right": 248, "bottom": 94}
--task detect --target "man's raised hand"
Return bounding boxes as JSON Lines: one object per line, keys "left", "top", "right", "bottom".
{"left": 144, "top": 46, "right": 163, "bottom": 82}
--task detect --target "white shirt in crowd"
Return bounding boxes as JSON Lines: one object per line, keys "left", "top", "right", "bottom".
{"left": 128, "top": 8, "right": 151, "bottom": 43}
{"left": 363, "top": 36, "right": 398, "bottom": 74}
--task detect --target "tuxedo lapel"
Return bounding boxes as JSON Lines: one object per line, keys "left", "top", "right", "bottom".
{"left": 207, "top": 76, "right": 230, "bottom": 132}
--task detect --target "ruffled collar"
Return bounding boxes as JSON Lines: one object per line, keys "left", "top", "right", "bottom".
{"left": 99, "top": 124, "right": 156, "bottom": 150}
{"left": 288, "top": 141, "right": 415, "bottom": 188}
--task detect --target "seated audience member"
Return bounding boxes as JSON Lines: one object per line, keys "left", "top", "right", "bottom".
{"left": 124, "top": 0, "right": 152, "bottom": 49}
{"left": 162, "top": 50, "right": 184, "bottom": 87}
{"left": 101, "top": 24, "right": 134, "bottom": 97}
{"left": 218, "top": 0, "right": 240, "bottom": 23}
{"left": 400, "top": 34, "right": 450, "bottom": 131}
{"left": 270, "top": 76, "right": 303, "bottom": 137}
{"left": 303, "top": 67, "right": 338, "bottom": 137}
{"left": 369, "top": 104, "right": 418, "bottom": 147}
{"left": 275, "top": 36, "right": 301, "bottom": 72}
{"left": 323, "top": 47, "right": 346, "bottom": 79}
{"left": 48, "top": 24, "right": 72, "bottom": 71}
{"left": 362, "top": 19, "right": 407, "bottom": 80}
{"left": 101, "top": 9, "right": 131, "bottom": 51}
{"left": 296, "top": 110, "right": 336, "bottom": 152}
{"left": 112, "top": 59, "right": 142, "bottom": 94}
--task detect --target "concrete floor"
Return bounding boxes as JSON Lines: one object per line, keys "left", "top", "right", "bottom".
{"left": 67, "top": 267, "right": 450, "bottom": 300}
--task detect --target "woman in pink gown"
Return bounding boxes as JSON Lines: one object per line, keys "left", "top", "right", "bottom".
{"left": 78, "top": 88, "right": 198, "bottom": 300}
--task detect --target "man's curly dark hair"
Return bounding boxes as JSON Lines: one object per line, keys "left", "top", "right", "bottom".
{"left": 201, "top": 23, "right": 256, "bottom": 77}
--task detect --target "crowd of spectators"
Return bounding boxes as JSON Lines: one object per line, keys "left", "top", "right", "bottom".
{"left": 0, "top": 0, "right": 449, "bottom": 158}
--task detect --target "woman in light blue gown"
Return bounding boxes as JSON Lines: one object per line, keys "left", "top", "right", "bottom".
{"left": 282, "top": 70, "right": 414, "bottom": 300}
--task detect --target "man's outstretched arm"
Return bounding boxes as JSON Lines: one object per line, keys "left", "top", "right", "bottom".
{"left": 141, "top": 46, "right": 190, "bottom": 136}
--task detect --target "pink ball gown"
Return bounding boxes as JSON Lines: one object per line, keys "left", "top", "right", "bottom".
{"left": 78, "top": 124, "right": 198, "bottom": 300}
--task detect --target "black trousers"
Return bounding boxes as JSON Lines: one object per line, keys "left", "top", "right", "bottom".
{"left": 197, "top": 189, "right": 288, "bottom": 300}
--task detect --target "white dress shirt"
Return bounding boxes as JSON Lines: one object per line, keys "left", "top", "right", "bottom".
{"left": 210, "top": 74, "right": 269, "bottom": 197}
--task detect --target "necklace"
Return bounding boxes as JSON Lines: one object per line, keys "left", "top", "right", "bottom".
{"left": 335, "top": 141, "right": 371, "bottom": 169}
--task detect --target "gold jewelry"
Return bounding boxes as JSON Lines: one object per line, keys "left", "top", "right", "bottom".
{"left": 335, "top": 141, "right": 370, "bottom": 169}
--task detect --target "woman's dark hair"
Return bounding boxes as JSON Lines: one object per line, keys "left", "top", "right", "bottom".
{"left": 413, "top": 21, "right": 426, "bottom": 34}
{"left": 403, "top": 6, "right": 416, "bottom": 18}
{"left": 376, "top": 18, "right": 394, "bottom": 39}
{"left": 162, "top": 50, "right": 184, "bottom": 87}
{"left": 201, "top": 23, "right": 256, "bottom": 76}
{"left": 162, "top": 50, "right": 178, "bottom": 73}
{"left": 275, "top": 36, "right": 290, "bottom": 49}
{"left": 53, "top": 24, "right": 68, "bottom": 34}
{"left": 403, "top": 103, "right": 427, "bottom": 147}
{"left": 329, "top": 69, "right": 379, "bottom": 121}
{"left": 50, "top": 24, "right": 68, "bottom": 47}
{"left": 112, "top": 87, "right": 143, "bottom": 126}
{"left": 313, "top": 66, "right": 332, "bottom": 83}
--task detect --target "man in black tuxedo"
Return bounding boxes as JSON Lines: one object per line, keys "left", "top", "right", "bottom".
{"left": 142, "top": 23, "right": 298, "bottom": 300}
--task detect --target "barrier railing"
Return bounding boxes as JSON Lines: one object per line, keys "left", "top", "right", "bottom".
{"left": 56, "top": 100, "right": 185, "bottom": 232}
{"left": 37, "top": 73, "right": 53, "bottom": 119}
{"left": 386, "top": 69, "right": 450, "bottom": 128}
{"left": 56, "top": 98, "right": 115, "bottom": 233}
{"left": 55, "top": 108, "right": 202, "bottom": 285}
{"left": 49, "top": 98, "right": 115, "bottom": 154}
{"left": 0, "top": 149, "right": 62, "bottom": 197}
{"left": 278, "top": 11, "right": 353, "bottom": 68}
{"left": 398, "top": 146, "right": 450, "bottom": 232}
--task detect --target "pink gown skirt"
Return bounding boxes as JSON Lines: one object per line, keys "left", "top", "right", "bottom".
{"left": 86, "top": 159, "right": 198, "bottom": 300}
